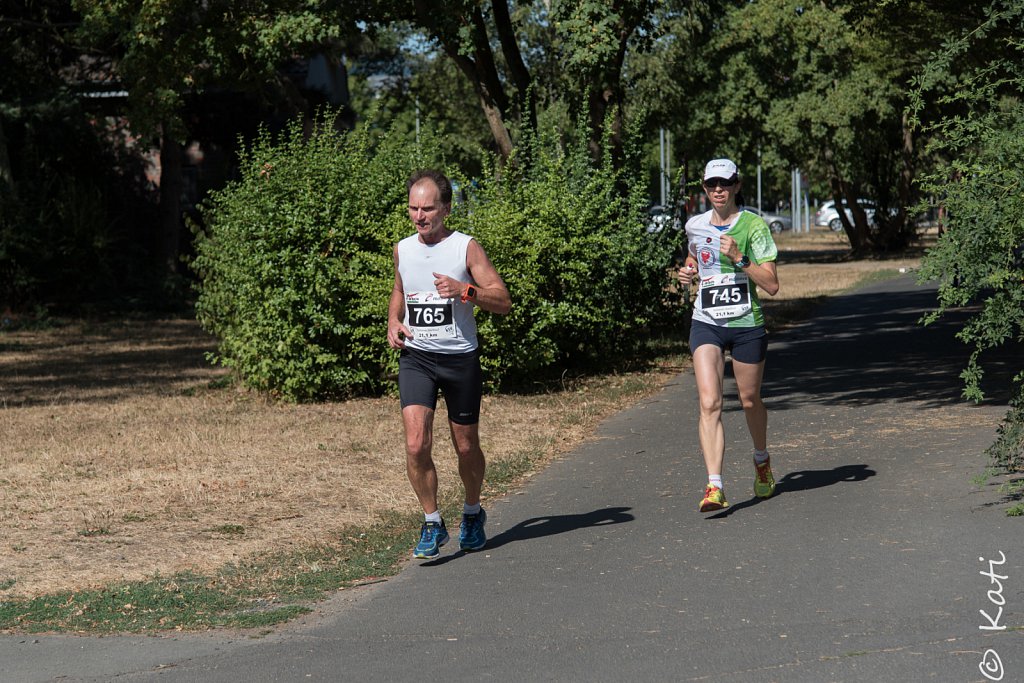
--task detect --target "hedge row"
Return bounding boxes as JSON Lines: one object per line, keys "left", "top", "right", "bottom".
{"left": 192, "top": 114, "right": 684, "bottom": 401}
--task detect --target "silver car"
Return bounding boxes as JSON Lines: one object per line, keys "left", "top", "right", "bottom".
{"left": 742, "top": 206, "right": 792, "bottom": 234}
{"left": 815, "top": 199, "right": 879, "bottom": 231}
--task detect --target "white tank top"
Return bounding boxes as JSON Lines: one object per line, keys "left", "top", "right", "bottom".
{"left": 397, "top": 231, "right": 478, "bottom": 353}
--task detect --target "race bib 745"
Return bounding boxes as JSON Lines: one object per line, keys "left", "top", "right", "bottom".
{"left": 698, "top": 273, "right": 752, "bottom": 319}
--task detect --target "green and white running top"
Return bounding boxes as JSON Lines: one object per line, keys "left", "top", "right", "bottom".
{"left": 685, "top": 209, "right": 778, "bottom": 328}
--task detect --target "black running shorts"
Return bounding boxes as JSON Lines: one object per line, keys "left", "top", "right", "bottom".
{"left": 689, "top": 320, "right": 768, "bottom": 364}
{"left": 399, "top": 347, "right": 483, "bottom": 425}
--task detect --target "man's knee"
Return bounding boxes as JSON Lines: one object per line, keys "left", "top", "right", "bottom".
{"left": 405, "top": 436, "right": 433, "bottom": 461}
{"left": 402, "top": 405, "right": 435, "bottom": 453}
{"left": 450, "top": 423, "right": 481, "bottom": 458}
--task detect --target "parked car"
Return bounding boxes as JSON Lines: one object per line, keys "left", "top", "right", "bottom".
{"left": 645, "top": 204, "right": 681, "bottom": 233}
{"left": 815, "top": 198, "right": 879, "bottom": 231}
{"left": 741, "top": 206, "right": 792, "bottom": 234}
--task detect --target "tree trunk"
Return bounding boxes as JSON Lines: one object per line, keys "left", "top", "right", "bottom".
{"left": 842, "top": 184, "right": 872, "bottom": 247}
{"left": 492, "top": 0, "right": 535, "bottom": 132}
{"left": 443, "top": 46, "right": 514, "bottom": 162}
{"left": 158, "top": 125, "right": 183, "bottom": 275}
{"left": 898, "top": 112, "right": 914, "bottom": 225}
{"left": 825, "top": 149, "right": 858, "bottom": 251}
{"left": 417, "top": 0, "right": 515, "bottom": 163}
{"left": 586, "top": 14, "right": 631, "bottom": 169}
{"left": 829, "top": 177, "right": 865, "bottom": 253}
{"left": 586, "top": 73, "right": 625, "bottom": 167}
{"left": 0, "top": 118, "right": 13, "bottom": 196}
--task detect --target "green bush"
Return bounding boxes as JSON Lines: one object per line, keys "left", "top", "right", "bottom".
{"left": 987, "top": 387, "right": 1024, "bottom": 475}
{"left": 456, "top": 116, "right": 685, "bottom": 388}
{"left": 193, "top": 111, "right": 684, "bottom": 400}
{"left": 912, "top": 2, "right": 1024, "bottom": 511}
{"left": 193, "top": 115, "right": 436, "bottom": 400}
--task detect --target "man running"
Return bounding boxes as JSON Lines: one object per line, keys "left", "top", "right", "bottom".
{"left": 387, "top": 169, "right": 511, "bottom": 558}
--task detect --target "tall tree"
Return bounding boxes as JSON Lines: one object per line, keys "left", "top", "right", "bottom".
{"left": 911, "top": 0, "right": 1024, "bottom": 506}
{"left": 625, "top": 1, "right": 737, "bottom": 201}
{"left": 346, "top": 26, "right": 495, "bottom": 176}
{"left": 659, "top": 0, "right": 979, "bottom": 252}
{"left": 365, "top": 0, "right": 659, "bottom": 166}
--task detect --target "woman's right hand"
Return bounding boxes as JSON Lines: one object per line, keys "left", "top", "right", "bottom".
{"left": 678, "top": 263, "right": 697, "bottom": 285}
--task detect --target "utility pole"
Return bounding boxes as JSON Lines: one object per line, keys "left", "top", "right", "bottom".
{"left": 757, "top": 145, "right": 762, "bottom": 213}
{"left": 792, "top": 168, "right": 803, "bottom": 233}
{"left": 659, "top": 128, "right": 667, "bottom": 206}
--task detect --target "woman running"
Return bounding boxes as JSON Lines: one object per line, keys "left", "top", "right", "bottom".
{"left": 678, "top": 158, "right": 780, "bottom": 512}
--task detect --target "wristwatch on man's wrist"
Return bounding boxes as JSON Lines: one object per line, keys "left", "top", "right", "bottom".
{"left": 461, "top": 284, "right": 478, "bottom": 303}
{"left": 735, "top": 255, "right": 751, "bottom": 269}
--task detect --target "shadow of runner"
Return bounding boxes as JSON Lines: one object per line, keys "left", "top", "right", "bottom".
{"left": 777, "top": 464, "right": 876, "bottom": 492}
{"left": 419, "top": 507, "right": 634, "bottom": 566}
{"left": 704, "top": 465, "right": 876, "bottom": 519}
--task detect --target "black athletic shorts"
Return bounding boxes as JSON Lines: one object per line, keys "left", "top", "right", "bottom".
{"left": 689, "top": 320, "right": 768, "bottom": 364}
{"left": 398, "top": 347, "right": 482, "bottom": 425}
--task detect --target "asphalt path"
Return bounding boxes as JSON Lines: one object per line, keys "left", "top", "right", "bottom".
{"left": 2, "top": 274, "right": 1022, "bottom": 682}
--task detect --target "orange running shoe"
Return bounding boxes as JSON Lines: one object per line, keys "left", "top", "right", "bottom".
{"left": 699, "top": 484, "right": 729, "bottom": 512}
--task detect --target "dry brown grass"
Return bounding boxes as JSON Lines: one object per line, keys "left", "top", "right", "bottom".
{"left": 0, "top": 229, "right": 923, "bottom": 598}
{"left": 771, "top": 230, "right": 922, "bottom": 301}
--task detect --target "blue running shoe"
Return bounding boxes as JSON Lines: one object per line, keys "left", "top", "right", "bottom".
{"left": 459, "top": 508, "right": 487, "bottom": 551}
{"left": 413, "top": 520, "right": 449, "bottom": 559}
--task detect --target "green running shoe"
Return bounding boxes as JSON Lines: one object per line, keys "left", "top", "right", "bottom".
{"left": 754, "top": 456, "right": 776, "bottom": 498}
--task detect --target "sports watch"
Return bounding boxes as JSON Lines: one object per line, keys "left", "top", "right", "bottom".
{"left": 461, "top": 284, "right": 478, "bottom": 303}
{"left": 735, "top": 255, "right": 751, "bottom": 269}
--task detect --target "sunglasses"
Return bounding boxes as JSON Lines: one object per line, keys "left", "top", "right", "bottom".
{"left": 703, "top": 177, "right": 738, "bottom": 189}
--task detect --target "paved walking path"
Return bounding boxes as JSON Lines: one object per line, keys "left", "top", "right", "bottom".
{"left": 2, "top": 275, "right": 1021, "bottom": 682}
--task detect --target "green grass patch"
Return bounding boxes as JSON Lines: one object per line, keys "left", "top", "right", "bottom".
{"left": 77, "top": 527, "right": 112, "bottom": 538}
{"left": 0, "top": 519, "right": 412, "bottom": 633}
{"left": 0, "top": 403, "right": 565, "bottom": 635}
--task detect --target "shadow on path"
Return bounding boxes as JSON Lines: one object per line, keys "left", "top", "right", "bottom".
{"left": 419, "top": 507, "right": 634, "bottom": 566}
{"left": 760, "top": 281, "right": 1018, "bottom": 411}
{"left": 705, "top": 465, "right": 876, "bottom": 519}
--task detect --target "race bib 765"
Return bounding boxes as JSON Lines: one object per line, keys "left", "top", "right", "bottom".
{"left": 406, "top": 291, "right": 456, "bottom": 339}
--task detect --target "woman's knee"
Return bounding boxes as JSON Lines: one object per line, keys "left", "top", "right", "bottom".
{"left": 737, "top": 388, "right": 762, "bottom": 408}
{"left": 699, "top": 394, "right": 723, "bottom": 416}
